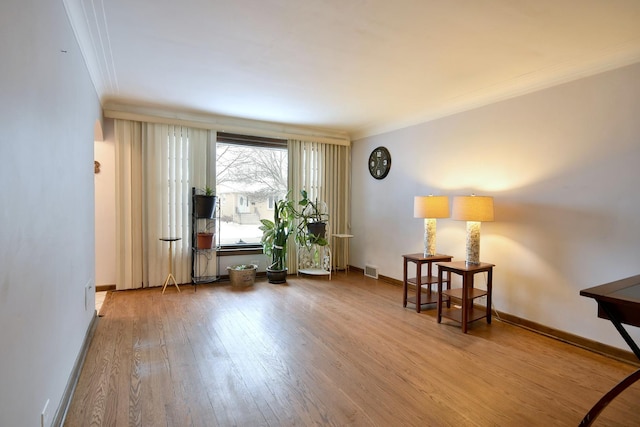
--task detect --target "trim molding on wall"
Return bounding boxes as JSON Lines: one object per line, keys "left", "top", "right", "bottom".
{"left": 494, "top": 311, "right": 639, "bottom": 367}
{"left": 55, "top": 313, "right": 99, "bottom": 426}
{"left": 103, "top": 102, "right": 351, "bottom": 146}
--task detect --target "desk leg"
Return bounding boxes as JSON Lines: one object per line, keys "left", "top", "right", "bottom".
{"left": 580, "top": 369, "right": 640, "bottom": 426}
{"left": 600, "top": 302, "right": 640, "bottom": 359}
{"left": 579, "top": 302, "right": 640, "bottom": 426}
{"left": 403, "top": 258, "right": 408, "bottom": 307}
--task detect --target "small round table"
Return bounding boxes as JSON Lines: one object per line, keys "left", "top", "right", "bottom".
{"left": 159, "top": 237, "right": 181, "bottom": 294}
{"left": 332, "top": 234, "right": 354, "bottom": 273}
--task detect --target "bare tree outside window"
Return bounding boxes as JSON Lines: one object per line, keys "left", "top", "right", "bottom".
{"left": 216, "top": 142, "right": 288, "bottom": 245}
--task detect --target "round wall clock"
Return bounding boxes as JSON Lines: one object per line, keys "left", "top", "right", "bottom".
{"left": 368, "top": 146, "right": 391, "bottom": 179}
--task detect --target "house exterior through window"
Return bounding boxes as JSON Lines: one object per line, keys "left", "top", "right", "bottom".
{"left": 216, "top": 133, "right": 288, "bottom": 247}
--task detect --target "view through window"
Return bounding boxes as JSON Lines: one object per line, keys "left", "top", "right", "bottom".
{"left": 216, "top": 136, "right": 288, "bottom": 247}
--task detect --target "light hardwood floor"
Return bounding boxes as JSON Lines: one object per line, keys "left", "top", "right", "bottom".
{"left": 65, "top": 273, "right": 640, "bottom": 426}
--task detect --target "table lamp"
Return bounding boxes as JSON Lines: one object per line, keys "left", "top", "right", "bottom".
{"left": 452, "top": 195, "right": 494, "bottom": 265}
{"left": 413, "top": 195, "right": 449, "bottom": 257}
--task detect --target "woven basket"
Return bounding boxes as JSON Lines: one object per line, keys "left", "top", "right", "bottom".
{"left": 227, "top": 265, "right": 257, "bottom": 287}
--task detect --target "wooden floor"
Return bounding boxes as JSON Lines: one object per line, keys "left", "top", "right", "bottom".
{"left": 65, "top": 273, "right": 640, "bottom": 426}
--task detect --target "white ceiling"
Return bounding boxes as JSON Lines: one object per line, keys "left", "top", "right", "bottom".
{"left": 65, "top": 0, "right": 640, "bottom": 139}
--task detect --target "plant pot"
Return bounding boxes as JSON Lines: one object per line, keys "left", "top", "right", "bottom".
{"left": 227, "top": 264, "right": 257, "bottom": 287}
{"left": 307, "top": 221, "right": 326, "bottom": 239}
{"left": 197, "top": 232, "right": 214, "bottom": 249}
{"left": 195, "top": 195, "right": 217, "bottom": 218}
{"left": 266, "top": 268, "right": 288, "bottom": 284}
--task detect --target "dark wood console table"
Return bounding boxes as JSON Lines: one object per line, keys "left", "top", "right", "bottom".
{"left": 580, "top": 274, "right": 640, "bottom": 426}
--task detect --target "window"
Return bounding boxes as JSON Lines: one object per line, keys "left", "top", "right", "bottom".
{"left": 216, "top": 133, "right": 288, "bottom": 247}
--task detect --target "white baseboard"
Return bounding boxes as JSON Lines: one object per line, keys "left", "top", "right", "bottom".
{"left": 53, "top": 312, "right": 99, "bottom": 426}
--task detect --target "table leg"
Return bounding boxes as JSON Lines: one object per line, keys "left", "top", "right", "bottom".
{"left": 580, "top": 369, "right": 640, "bottom": 426}
{"left": 403, "top": 258, "right": 408, "bottom": 308}
{"left": 486, "top": 267, "right": 493, "bottom": 324}
{"left": 162, "top": 241, "right": 181, "bottom": 295}
{"left": 579, "top": 300, "right": 640, "bottom": 425}
{"left": 426, "top": 262, "right": 433, "bottom": 300}
{"left": 162, "top": 273, "right": 179, "bottom": 294}
{"left": 345, "top": 238, "right": 350, "bottom": 274}
{"left": 416, "top": 261, "right": 422, "bottom": 313}
{"left": 437, "top": 268, "right": 443, "bottom": 323}
{"left": 461, "top": 272, "right": 470, "bottom": 334}
{"left": 600, "top": 302, "right": 640, "bottom": 359}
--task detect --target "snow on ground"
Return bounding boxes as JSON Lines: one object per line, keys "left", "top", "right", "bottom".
{"left": 219, "top": 221, "right": 262, "bottom": 245}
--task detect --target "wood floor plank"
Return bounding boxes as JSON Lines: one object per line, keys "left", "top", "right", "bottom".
{"left": 65, "top": 274, "right": 640, "bottom": 426}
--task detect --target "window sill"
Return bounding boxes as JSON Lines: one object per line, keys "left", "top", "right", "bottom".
{"left": 218, "top": 246, "right": 264, "bottom": 256}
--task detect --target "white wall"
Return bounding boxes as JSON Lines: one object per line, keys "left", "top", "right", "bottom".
{"left": 0, "top": 0, "right": 101, "bottom": 425}
{"left": 94, "top": 120, "right": 116, "bottom": 286}
{"left": 352, "top": 62, "right": 640, "bottom": 350}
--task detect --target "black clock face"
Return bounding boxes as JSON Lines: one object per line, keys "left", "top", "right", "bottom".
{"left": 368, "top": 146, "right": 391, "bottom": 179}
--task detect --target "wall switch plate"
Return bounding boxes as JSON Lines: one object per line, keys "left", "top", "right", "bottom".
{"left": 41, "top": 399, "right": 51, "bottom": 427}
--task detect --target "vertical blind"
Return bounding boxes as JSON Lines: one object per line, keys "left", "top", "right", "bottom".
{"left": 114, "top": 122, "right": 349, "bottom": 288}
{"left": 288, "top": 139, "right": 351, "bottom": 273}
{"left": 115, "top": 120, "right": 209, "bottom": 290}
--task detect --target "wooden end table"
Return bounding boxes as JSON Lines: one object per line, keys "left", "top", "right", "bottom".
{"left": 436, "top": 261, "right": 494, "bottom": 333}
{"left": 402, "top": 253, "right": 453, "bottom": 313}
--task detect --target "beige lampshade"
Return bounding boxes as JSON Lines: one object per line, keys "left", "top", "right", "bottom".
{"left": 452, "top": 196, "right": 494, "bottom": 222}
{"left": 413, "top": 196, "right": 450, "bottom": 219}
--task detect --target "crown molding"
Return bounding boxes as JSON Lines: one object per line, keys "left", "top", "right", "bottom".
{"left": 63, "top": 0, "right": 118, "bottom": 98}
{"left": 103, "top": 101, "right": 351, "bottom": 146}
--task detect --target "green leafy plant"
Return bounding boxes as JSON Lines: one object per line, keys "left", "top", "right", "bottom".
{"left": 259, "top": 193, "right": 295, "bottom": 271}
{"left": 228, "top": 264, "right": 257, "bottom": 270}
{"left": 296, "top": 189, "right": 329, "bottom": 247}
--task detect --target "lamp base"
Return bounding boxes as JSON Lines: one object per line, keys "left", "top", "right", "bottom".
{"left": 465, "top": 221, "right": 481, "bottom": 265}
{"left": 423, "top": 218, "right": 437, "bottom": 257}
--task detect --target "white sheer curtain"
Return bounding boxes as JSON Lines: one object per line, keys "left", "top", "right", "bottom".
{"left": 288, "top": 139, "right": 351, "bottom": 273}
{"left": 115, "top": 119, "right": 210, "bottom": 290}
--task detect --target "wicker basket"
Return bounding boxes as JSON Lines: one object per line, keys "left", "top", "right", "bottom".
{"left": 227, "top": 264, "right": 257, "bottom": 287}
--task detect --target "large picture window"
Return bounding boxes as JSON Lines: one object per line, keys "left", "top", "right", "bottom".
{"left": 216, "top": 133, "right": 288, "bottom": 247}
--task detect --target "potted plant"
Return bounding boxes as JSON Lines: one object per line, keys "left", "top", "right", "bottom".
{"left": 196, "top": 230, "right": 214, "bottom": 249}
{"left": 296, "top": 189, "right": 329, "bottom": 247}
{"left": 259, "top": 193, "right": 295, "bottom": 284}
{"left": 194, "top": 186, "right": 216, "bottom": 248}
{"left": 227, "top": 264, "right": 257, "bottom": 287}
{"left": 194, "top": 186, "right": 217, "bottom": 218}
